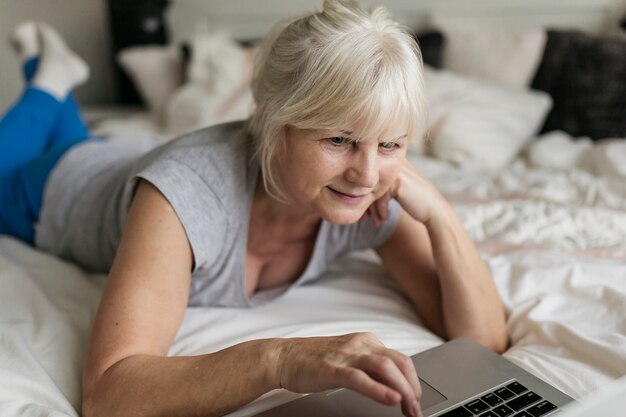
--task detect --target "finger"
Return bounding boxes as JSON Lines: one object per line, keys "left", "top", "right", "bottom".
{"left": 384, "top": 350, "right": 423, "bottom": 416}
{"left": 376, "top": 195, "right": 390, "bottom": 221}
{"left": 357, "top": 354, "right": 419, "bottom": 410}
{"left": 368, "top": 204, "right": 381, "bottom": 228}
{"left": 384, "top": 349, "right": 422, "bottom": 399}
{"left": 336, "top": 367, "right": 401, "bottom": 405}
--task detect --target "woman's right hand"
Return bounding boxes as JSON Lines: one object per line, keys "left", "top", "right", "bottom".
{"left": 274, "top": 332, "right": 424, "bottom": 417}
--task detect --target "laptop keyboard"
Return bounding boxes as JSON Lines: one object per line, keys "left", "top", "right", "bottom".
{"left": 438, "top": 381, "right": 558, "bottom": 417}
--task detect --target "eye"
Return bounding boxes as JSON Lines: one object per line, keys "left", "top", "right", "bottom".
{"left": 379, "top": 141, "right": 398, "bottom": 150}
{"left": 328, "top": 136, "right": 350, "bottom": 146}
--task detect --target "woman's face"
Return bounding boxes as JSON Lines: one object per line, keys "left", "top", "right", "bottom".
{"left": 275, "top": 124, "right": 408, "bottom": 224}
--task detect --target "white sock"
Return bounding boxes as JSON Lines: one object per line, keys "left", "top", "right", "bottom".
{"left": 9, "top": 20, "right": 39, "bottom": 62}
{"left": 32, "top": 22, "right": 89, "bottom": 100}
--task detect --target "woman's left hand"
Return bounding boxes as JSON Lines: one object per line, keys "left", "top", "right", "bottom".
{"left": 366, "top": 159, "right": 447, "bottom": 227}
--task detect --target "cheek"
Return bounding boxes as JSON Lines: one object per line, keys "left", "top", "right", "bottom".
{"left": 379, "top": 158, "right": 403, "bottom": 185}
{"left": 286, "top": 150, "right": 342, "bottom": 193}
{"left": 306, "top": 148, "right": 345, "bottom": 180}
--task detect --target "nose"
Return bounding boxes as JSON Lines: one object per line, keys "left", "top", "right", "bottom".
{"left": 345, "top": 146, "right": 379, "bottom": 188}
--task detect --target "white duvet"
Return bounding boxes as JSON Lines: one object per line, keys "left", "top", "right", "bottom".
{"left": 1, "top": 137, "right": 625, "bottom": 416}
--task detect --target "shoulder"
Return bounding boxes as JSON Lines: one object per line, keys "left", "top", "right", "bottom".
{"left": 137, "top": 121, "right": 255, "bottom": 198}
{"left": 131, "top": 121, "right": 256, "bottom": 271}
{"left": 159, "top": 120, "right": 252, "bottom": 166}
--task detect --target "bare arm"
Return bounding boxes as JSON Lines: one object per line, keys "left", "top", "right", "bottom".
{"left": 375, "top": 162, "right": 509, "bottom": 353}
{"left": 82, "top": 180, "right": 278, "bottom": 417}
{"left": 82, "top": 180, "right": 426, "bottom": 417}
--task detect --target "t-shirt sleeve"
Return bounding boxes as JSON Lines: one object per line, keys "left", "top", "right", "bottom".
{"left": 325, "top": 198, "right": 402, "bottom": 263}
{"left": 354, "top": 198, "right": 402, "bottom": 249}
{"left": 135, "top": 157, "right": 227, "bottom": 273}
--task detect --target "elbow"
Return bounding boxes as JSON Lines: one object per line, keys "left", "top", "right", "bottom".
{"left": 81, "top": 396, "right": 96, "bottom": 417}
{"left": 82, "top": 378, "right": 124, "bottom": 417}
{"left": 448, "top": 328, "right": 509, "bottom": 354}
{"left": 472, "top": 306, "right": 510, "bottom": 354}
{"left": 82, "top": 358, "right": 129, "bottom": 417}
{"left": 473, "top": 328, "right": 510, "bottom": 354}
{"left": 81, "top": 371, "right": 108, "bottom": 417}
{"left": 81, "top": 372, "right": 100, "bottom": 417}
{"left": 82, "top": 380, "right": 108, "bottom": 417}
{"left": 483, "top": 333, "right": 510, "bottom": 354}
{"left": 82, "top": 386, "right": 105, "bottom": 417}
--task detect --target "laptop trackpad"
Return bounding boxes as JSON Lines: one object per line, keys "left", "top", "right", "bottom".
{"left": 326, "top": 378, "right": 447, "bottom": 416}
{"left": 418, "top": 378, "right": 448, "bottom": 410}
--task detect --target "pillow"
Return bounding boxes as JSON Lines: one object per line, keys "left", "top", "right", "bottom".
{"left": 424, "top": 65, "right": 552, "bottom": 170}
{"left": 413, "top": 31, "right": 444, "bottom": 68}
{"left": 528, "top": 131, "right": 626, "bottom": 178}
{"left": 531, "top": 30, "right": 626, "bottom": 140}
{"left": 164, "top": 31, "right": 255, "bottom": 137}
{"left": 431, "top": 17, "right": 547, "bottom": 87}
{"left": 117, "top": 45, "right": 185, "bottom": 121}
{"left": 582, "top": 138, "right": 626, "bottom": 177}
{"left": 526, "top": 131, "right": 593, "bottom": 170}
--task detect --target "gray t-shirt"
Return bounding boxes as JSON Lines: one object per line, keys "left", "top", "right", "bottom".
{"left": 36, "top": 121, "right": 401, "bottom": 307}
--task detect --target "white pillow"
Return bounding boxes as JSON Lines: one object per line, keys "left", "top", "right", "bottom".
{"left": 579, "top": 140, "right": 626, "bottom": 178}
{"left": 424, "top": 65, "right": 552, "bottom": 171}
{"left": 117, "top": 45, "right": 185, "bottom": 121}
{"left": 432, "top": 17, "right": 547, "bottom": 87}
{"left": 527, "top": 131, "right": 593, "bottom": 170}
{"left": 164, "top": 31, "right": 255, "bottom": 137}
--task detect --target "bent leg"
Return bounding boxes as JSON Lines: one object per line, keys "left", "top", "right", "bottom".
{"left": 24, "top": 56, "right": 90, "bottom": 151}
{"left": 0, "top": 141, "right": 74, "bottom": 244}
{"left": 0, "top": 87, "right": 62, "bottom": 176}
{"left": 49, "top": 93, "right": 89, "bottom": 150}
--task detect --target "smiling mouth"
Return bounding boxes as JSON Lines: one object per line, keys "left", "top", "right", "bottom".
{"left": 327, "top": 187, "right": 369, "bottom": 200}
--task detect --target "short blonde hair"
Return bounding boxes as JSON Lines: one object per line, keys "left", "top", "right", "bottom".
{"left": 247, "top": 0, "right": 428, "bottom": 201}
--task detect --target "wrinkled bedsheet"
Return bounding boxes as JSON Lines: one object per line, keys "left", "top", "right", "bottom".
{"left": 1, "top": 135, "right": 625, "bottom": 416}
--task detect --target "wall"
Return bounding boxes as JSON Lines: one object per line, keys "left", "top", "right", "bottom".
{"left": 0, "top": 0, "right": 116, "bottom": 112}
{"left": 168, "top": 0, "right": 626, "bottom": 43}
{"left": 1, "top": 0, "right": 624, "bottom": 113}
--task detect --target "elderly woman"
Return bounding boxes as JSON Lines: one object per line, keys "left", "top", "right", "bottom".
{"left": 1, "top": 1, "right": 508, "bottom": 417}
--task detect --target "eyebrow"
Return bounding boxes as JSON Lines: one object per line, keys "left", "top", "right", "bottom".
{"left": 340, "top": 130, "right": 408, "bottom": 142}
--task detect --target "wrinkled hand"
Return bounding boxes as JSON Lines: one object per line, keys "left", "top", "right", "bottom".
{"left": 275, "top": 332, "right": 423, "bottom": 417}
{"left": 365, "top": 159, "right": 447, "bottom": 227}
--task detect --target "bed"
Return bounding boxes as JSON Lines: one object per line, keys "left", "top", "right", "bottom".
{"left": 1, "top": 1, "right": 625, "bottom": 416}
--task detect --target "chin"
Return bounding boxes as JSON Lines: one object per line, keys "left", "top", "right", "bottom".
{"left": 320, "top": 207, "right": 366, "bottom": 225}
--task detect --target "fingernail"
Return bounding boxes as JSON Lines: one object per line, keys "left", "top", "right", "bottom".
{"left": 411, "top": 400, "right": 422, "bottom": 417}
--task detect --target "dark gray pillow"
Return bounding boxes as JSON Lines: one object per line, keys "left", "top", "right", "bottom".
{"left": 531, "top": 30, "right": 626, "bottom": 140}
{"left": 414, "top": 31, "right": 444, "bottom": 68}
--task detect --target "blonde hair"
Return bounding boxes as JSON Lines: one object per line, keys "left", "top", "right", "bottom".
{"left": 247, "top": 0, "right": 428, "bottom": 201}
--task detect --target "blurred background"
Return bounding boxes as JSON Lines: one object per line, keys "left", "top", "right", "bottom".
{"left": 1, "top": 0, "right": 625, "bottom": 113}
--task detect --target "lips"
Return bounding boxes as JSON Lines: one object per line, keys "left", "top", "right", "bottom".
{"left": 327, "top": 186, "right": 370, "bottom": 204}
{"left": 328, "top": 187, "right": 366, "bottom": 198}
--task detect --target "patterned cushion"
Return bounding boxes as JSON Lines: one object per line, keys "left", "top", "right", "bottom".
{"left": 532, "top": 30, "right": 626, "bottom": 140}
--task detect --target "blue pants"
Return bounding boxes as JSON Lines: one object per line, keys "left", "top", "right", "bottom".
{"left": 0, "top": 58, "right": 89, "bottom": 244}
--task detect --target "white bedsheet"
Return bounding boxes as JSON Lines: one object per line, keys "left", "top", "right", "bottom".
{"left": 1, "top": 238, "right": 625, "bottom": 417}
{"left": 1, "top": 128, "right": 625, "bottom": 416}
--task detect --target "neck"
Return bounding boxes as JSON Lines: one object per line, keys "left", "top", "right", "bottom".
{"left": 251, "top": 179, "right": 321, "bottom": 241}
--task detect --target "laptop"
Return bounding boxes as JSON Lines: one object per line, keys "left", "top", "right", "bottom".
{"left": 252, "top": 337, "right": 578, "bottom": 417}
